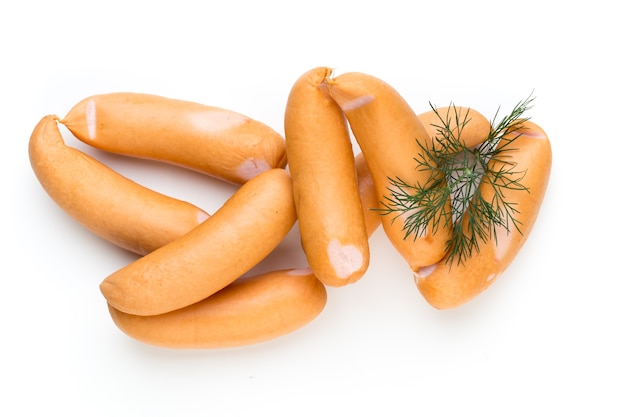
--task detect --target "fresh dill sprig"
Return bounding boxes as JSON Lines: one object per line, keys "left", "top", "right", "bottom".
{"left": 378, "top": 93, "right": 535, "bottom": 266}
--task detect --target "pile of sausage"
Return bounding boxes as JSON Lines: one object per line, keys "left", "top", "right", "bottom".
{"left": 28, "top": 67, "right": 552, "bottom": 349}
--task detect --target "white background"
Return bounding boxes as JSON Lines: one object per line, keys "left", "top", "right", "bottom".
{"left": 2, "top": 1, "right": 624, "bottom": 415}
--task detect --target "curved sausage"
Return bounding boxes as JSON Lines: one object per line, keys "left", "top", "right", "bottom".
{"left": 99, "top": 168, "right": 297, "bottom": 316}
{"left": 418, "top": 106, "right": 491, "bottom": 149}
{"left": 325, "top": 72, "right": 450, "bottom": 270}
{"left": 28, "top": 115, "right": 209, "bottom": 255}
{"left": 326, "top": 73, "right": 491, "bottom": 270}
{"left": 414, "top": 120, "right": 552, "bottom": 309}
{"left": 107, "top": 268, "right": 327, "bottom": 349}
{"left": 285, "top": 67, "right": 369, "bottom": 287}
{"left": 60, "top": 92, "right": 287, "bottom": 184}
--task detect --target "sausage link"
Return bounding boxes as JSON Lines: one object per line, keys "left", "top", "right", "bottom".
{"left": 285, "top": 67, "right": 369, "bottom": 287}
{"left": 60, "top": 92, "right": 287, "bottom": 184}
{"left": 28, "top": 115, "right": 209, "bottom": 255}
{"left": 100, "top": 168, "right": 297, "bottom": 316}
{"left": 107, "top": 268, "right": 327, "bottom": 349}
{"left": 414, "top": 120, "right": 552, "bottom": 309}
{"left": 325, "top": 72, "right": 451, "bottom": 269}
{"left": 418, "top": 106, "right": 491, "bottom": 149}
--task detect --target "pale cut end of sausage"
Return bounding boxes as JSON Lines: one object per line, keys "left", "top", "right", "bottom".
{"left": 287, "top": 267, "right": 314, "bottom": 276}
{"left": 520, "top": 127, "right": 549, "bottom": 140}
{"left": 60, "top": 97, "right": 97, "bottom": 141}
{"left": 323, "top": 75, "right": 376, "bottom": 112}
{"left": 335, "top": 94, "right": 375, "bottom": 112}
{"left": 327, "top": 240, "right": 365, "bottom": 280}
{"left": 486, "top": 272, "right": 501, "bottom": 283}
{"left": 197, "top": 211, "right": 210, "bottom": 224}
{"left": 236, "top": 158, "right": 272, "bottom": 181}
{"left": 414, "top": 264, "right": 437, "bottom": 279}
{"left": 85, "top": 98, "right": 97, "bottom": 140}
{"left": 493, "top": 226, "right": 514, "bottom": 262}
{"left": 187, "top": 108, "right": 248, "bottom": 133}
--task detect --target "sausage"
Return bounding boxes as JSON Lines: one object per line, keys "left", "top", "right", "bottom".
{"left": 99, "top": 168, "right": 297, "bottom": 316}
{"left": 326, "top": 73, "right": 491, "bottom": 271}
{"left": 324, "top": 72, "right": 444, "bottom": 270}
{"left": 60, "top": 92, "right": 287, "bottom": 185}
{"left": 414, "top": 120, "right": 552, "bottom": 309}
{"left": 28, "top": 115, "right": 209, "bottom": 255}
{"left": 107, "top": 268, "right": 327, "bottom": 349}
{"left": 285, "top": 67, "right": 369, "bottom": 287}
{"left": 418, "top": 106, "right": 491, "bottom": 149}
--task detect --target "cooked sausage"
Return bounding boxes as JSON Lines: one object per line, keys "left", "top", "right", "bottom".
{"left": 414, "top": 120, "right": 552, "bottom": 309}
{"left": 325, "top": 72, "right": 451, "bottom": 270}
{"left": 28, "top": 115, "right": 209, "bottom": 255}
{"left": 100, "top": 168, "right": 297, "bottom": 316}
{"left": 285, "top": 67, "right": 369, "bottom": 287}
{"left": 60, "top": 92, "right": 287, "bottom": 184}
{"left": 107, "top": 268, "right": 327, "bottom": 349}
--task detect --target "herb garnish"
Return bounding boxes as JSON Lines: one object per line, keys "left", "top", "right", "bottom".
{"left": 378, "top": 94, "right": 535, "bottom": 266}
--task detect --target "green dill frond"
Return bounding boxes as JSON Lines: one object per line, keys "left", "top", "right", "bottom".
{"left": 377, "top": 94, "right": 535, "bottom": 266}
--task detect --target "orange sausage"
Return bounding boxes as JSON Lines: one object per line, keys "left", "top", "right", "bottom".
{"left": 60, "top": 92, "right": 287, "bottom": 184}
{"left": 285, "top": 67, "right": 369, "bottom": 287}
{"left": 326, "top": 74, "right": 491, "bottom": 271}
{"left": 325, "top": 72, "right": 451, "bottom": 270}
{"left": 99, "top": 168, "right": 297, "bottom": 316}
{"left": 414, "top": 120, "right": 552, "bottom": 309}
{"left": 28, "top": 115, "right": 209, "bottom": 255}
{"left": 418, "top": 106, "right": 491, "bottom": 149}
{"left": 107, "top": 268, "right": 327, "bottom": 349}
